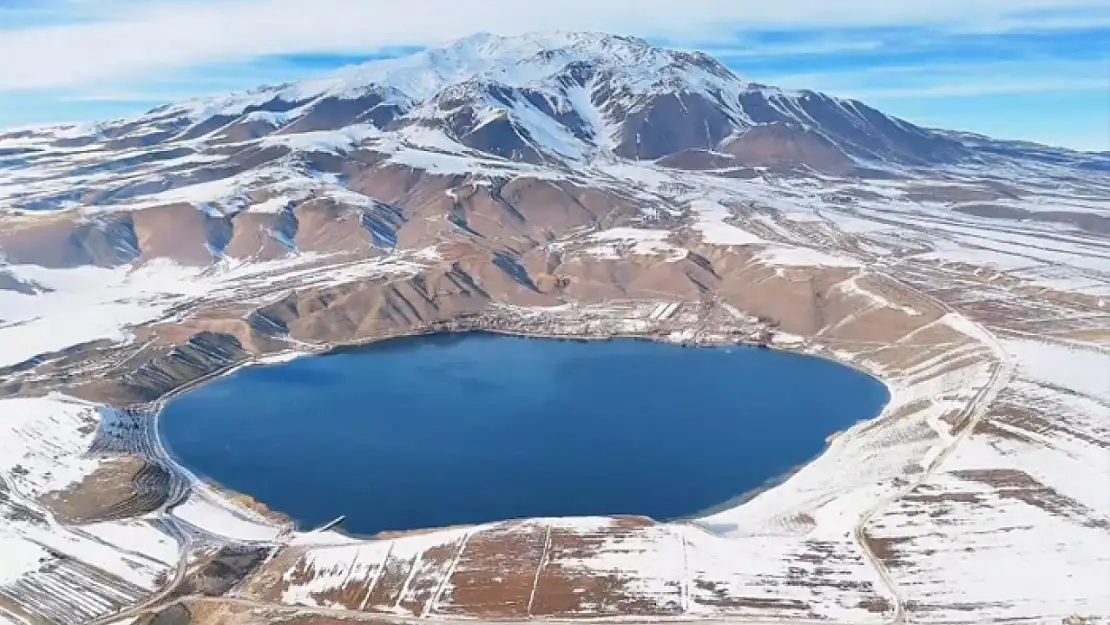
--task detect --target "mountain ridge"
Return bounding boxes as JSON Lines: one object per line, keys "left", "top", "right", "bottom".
{"left": 0, "top": 30, "right": 1106, "bottom": 272}
{"left": 3, "top": 31, "right": 976, "bottom": 169}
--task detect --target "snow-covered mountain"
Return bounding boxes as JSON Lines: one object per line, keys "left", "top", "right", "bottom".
{"left": 9, "top": 32, "right": 975, "bottom": 168}
{"left": 0, "top": 30, "right": 1106, "bottom": 270}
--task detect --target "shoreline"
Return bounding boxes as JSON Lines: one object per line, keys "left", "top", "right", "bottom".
{"left": 143, "top": 319, "right": 896, "bottom": 542}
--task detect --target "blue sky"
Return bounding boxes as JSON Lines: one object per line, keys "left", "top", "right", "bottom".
{"left": 0, "top": 0, "right": 1106, "bottom": 150}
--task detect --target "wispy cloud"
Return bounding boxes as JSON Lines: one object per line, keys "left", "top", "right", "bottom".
{"left": 840, "top": 79, "right": 1109, "bottom": 100}
{"left": 766, "top": 58, "right": 1110, "bottom": 100}
{"left": 680, "top": 40, "right": 887, "bottom": 59}
{"left": 952, "top": 4, "right": 1110, "bottom": 33}
{"left": 58, "top": 91, "right": 183, "bottom": 103}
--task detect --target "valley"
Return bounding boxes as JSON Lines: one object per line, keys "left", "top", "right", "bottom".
{"left": 0, "top": 31, "right": 1107, "bottom": 625}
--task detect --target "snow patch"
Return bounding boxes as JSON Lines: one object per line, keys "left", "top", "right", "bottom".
{"left": 0, "top": 394, "right": 101, "bottom": 497}
{"left": 1001, "top": 338, "right": 1110, "bottom": 404}
{"left": 0, "top": 534, "right": 48, "bottom": 585}
{"left": 585, "top": 228, "right": 687, "bottom": 261}
{"left": 173, "top": 494, "right": 283, "bottom": 543}
{"left": 756, "top": 246, "right": 863, "bottom": 269}
{"left": 690, "top": 199, "right": 765, "bottom": 246}
{"left": 260, "top": 124, "right": 379, "bottom": 153}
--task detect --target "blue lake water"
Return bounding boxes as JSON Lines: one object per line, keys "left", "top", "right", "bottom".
{"left": 159, "top": 333, "right": 889, "bottom": 536}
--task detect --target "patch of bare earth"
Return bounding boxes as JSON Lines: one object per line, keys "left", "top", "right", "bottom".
{"left": 394, "top": 539, "right": 465, "bottom": 615}
{"left": 860, "top": 533, "right": 914, "bottom": 570}
{"left": 39, "top": 455, "right": 165, "bottom": 522}
{"left": 529, "top": 516, "right": 682, "bottom": 618}
{"left": 978, "top": 391, "right": 1109, "bottom": 450}
{"left": 691, "top": 577, "right": 812, "bottom": 613}
{"left": 166, "top": 546, "right": 274, "bottom": 603}
{"left": 356, "top": 550, "right": 417, "bottom": 610}
{"left": 952, "top": 469, "right": 1109, "bottom": 529}
{"left": 238, "top": 549, "right": 302, "bottom": 604}
{"left": 434, "top": 521, "right": 547, "bottom": 618}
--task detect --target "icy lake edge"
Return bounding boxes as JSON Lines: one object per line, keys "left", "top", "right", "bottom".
{"left": 155, "top": 328, "right": 893, "bottom": 537}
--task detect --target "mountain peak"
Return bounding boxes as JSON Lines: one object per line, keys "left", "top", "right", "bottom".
{"left": 13, "top": 31, "right": 981, "bottom": 175}
{"left": 309, "top": 30, "right": 722, "bottom": 101}
{"left": 135, "top": 32, "right": 741, "bottom": 129}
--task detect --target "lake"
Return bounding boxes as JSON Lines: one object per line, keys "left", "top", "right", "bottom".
{"left": 159, "top": 333, "right": 889, "bottom": 536}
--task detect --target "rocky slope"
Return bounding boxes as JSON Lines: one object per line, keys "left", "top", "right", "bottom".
{"left": 0, "top": 31, "right": 1108, "bottom": 625}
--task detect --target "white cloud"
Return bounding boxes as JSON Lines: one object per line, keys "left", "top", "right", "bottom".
{"left": 768, "top": 58, "right": 1110, "bottom": 100}
{"left": 0, "top": 0, "right": 1106, "bottom": 90}
{"left": 684, "top": 40, "right": 887, "bottom": 59}
{"left": 59, "top": 91, "right": 180, "bottom": 102}
{"left": 841, "top": 79, "right": 1109, "bottom": 99}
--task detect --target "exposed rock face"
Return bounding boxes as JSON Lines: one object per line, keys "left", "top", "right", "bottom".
{"left": 722, "top": 122, "right": 856, "bottom": 173}
{"left": 736, "top": 88, "right": 968, "bottom": 165}
{"left": 132, "top": 205, "right": 231, "bottom": 265}
{"left": 279, "top": 93, "right": 403, "bottom": 135}
{"left": 614, "top": 91, "right": 737, "bottom": 159}
{"left": 0, "top": 214, "right": 140, "bottom": 268}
